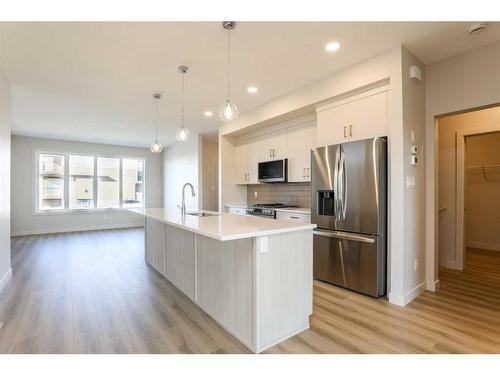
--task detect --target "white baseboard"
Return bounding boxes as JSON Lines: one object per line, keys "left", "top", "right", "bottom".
{"left": 11, "top": 223, "right": 144, "bottom": 237}
{"left": 426, "top": 279, "right": 440, "bottom": 292}
{"left": 0, "top": 268, "right": 12, "bottom": 293}
{"left": 467, "top": 241, "right": 500, "bottom": 252}
{"left": 442, "top": 259, "right": 457, "bottom": 269}
{"left": 388, "top": 281, "right": 426, "bottom": 307}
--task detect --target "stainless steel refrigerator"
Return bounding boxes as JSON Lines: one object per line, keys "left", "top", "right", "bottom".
{"left": 311, "top": 137, "right": 387, "bottom": 297}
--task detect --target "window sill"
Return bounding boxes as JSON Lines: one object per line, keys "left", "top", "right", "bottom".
{"left": 33, "top": 208, "right": 143, "bottom": 216}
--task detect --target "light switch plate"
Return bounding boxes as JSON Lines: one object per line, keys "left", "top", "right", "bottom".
{"left": 259, "top": 237, "right": 269, "bottom": 253}
{"left": 407, "top": 176, "right": 416, "bottom": 188}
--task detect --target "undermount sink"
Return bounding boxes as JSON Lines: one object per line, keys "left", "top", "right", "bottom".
{"left": 186, "top": 211, "right": 220, "bottom": 217}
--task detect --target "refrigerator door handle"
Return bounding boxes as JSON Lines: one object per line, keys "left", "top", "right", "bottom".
{"left": 333, "top": 146, "right": 340, "bottom": 221}
{"left": 313, "top": 229, "right": 376, "bottom": 243}
{"left": 340, "top": 150, "right": 347, "bottom": 220}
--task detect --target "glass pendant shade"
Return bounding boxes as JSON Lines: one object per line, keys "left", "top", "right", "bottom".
{"left": 150, "top": 139, "right": 162, "bottom": 153}
{"left": 175, "top": 126, "right": 190, "bottom": 142}
{"left": 219, "top": 99, "right": 238, "bottom": 122}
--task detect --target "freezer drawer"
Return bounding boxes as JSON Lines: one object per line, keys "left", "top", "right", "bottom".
{"left": 313, "top": 229, "right": 386, "bottom": 297}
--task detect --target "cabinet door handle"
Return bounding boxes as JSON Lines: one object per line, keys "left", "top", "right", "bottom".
{"left": 269, "top": 149, "right": 272, "bottom": 158}
{"left": 290, "top": 216, "right": 300, "bottom": 219}
{"left": 302, "top": 168, "right": 305, "bottom": 178}
{"left": 344, "top": 126, "right": 347, "bottom": 138}
{"left": 272, "top": 148, "right": 276, "bottom": 157}
{"left": 307, "top": 168, "right": 310, "bottom": 177}
{"left": 349, "top": 124, "right": 353, "bottom": 137}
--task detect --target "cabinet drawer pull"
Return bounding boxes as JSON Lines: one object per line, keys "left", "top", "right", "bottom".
{"left": 290, "top": 216, "right": 300, "bottom": 219}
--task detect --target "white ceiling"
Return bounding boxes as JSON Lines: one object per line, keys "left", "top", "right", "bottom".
{"left": 1, "top": 22, "right": 500, "bottom": 148}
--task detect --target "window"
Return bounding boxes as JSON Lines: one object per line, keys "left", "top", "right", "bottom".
{"left": 36, "top": 152, "right": 145, "bottom": 212}
{"left": 69, "top": 155, "right": 94, "bottom": 209}
{"left": 38, "top": 153, "right": 65, "bottom": 210}
{"left": 122, "top": 159, "right": 144, "bottom": 208}
{"left": 97, "top": 157, "right": 120, "bottom": 209}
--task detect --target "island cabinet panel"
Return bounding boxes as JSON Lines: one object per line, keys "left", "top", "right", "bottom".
{"left": 255, "top": 230, "right": 313, "bottom": 351}
{"left": 196, "top": 235, "right": 254, "bottom": 348}
{"left": 164, "top": 224, "right": 196, "bottom": 301}
{"left": 145, "top": 218, "right": 165, "bottom": 275}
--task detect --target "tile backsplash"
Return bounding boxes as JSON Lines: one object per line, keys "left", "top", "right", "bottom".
{"left": 247, "top": 183, "right": 311, "bottom": 208}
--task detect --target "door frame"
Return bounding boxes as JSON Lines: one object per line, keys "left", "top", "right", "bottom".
{"left": 455, "top": 125, "right": 500, "bottom": 270}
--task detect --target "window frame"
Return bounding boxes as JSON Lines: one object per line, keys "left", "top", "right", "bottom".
{"left": 33, "top": 149, "right": 146, "bottom": 215}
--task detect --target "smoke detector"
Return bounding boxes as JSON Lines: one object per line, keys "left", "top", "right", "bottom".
{"left": 468, "top": 22, "right": 488, "bottom": 35}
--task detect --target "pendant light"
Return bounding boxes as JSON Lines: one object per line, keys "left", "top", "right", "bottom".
{"left": 176, "top": 65, "right": 190, "bottom": 141}
{"left": 219, "top": 21, "right": 238, "bottom": 122}
{"left": 150, "top": 93, "right": 162, "bottom": 153}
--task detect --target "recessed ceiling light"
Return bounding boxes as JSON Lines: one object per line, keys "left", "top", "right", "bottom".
{"left": 204, "top": 111, "right": 213, "bottom": 117}
{"left": 325, "top": 41, "right": 340, "bottom": 52}
{"left": 247, "top": 86, "right": 258, "bottom": 94}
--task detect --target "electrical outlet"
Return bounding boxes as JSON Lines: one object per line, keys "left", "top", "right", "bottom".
{"left": 254, "top": 191, "right": 258, "bottom": 197}
{"left": 414, "top": 259, "right": 418, "bottom": 271}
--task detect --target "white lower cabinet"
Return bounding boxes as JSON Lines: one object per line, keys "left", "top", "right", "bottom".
{"left": 145, "top": 218, "right": 165, "bottom": 275}
{"left": 164, "top": 224, "right": 196, "bottom": 301}
{"left": 276, "top": 211, "right": 311, "bottom": 223}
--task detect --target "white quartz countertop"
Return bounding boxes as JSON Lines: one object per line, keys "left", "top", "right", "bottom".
{"left": 275, "top": 207, "right": 311, "bottom": 214}
{"left": 130, "top": 208, "right": 316, "bottom": 241}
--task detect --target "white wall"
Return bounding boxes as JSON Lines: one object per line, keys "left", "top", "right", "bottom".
{"left": 11, "top": 135, "right": 163, "bottom": 236}
{"left": 426, "top": 40, "right": 500, "bottom": 285}
{"left": 0, "top": 67, "right": 11, "bottom": 291}
{"left": 219, "top": 46, "right": 427, "bottom": 305}
{"left": 401, "top": 47, "right": 427, "bottom": 300}
{"left": 163, "top": 135, "right": 201, "bottom": 212}
{"left": 201, "top": 136, "right": 218, "bottom": 211}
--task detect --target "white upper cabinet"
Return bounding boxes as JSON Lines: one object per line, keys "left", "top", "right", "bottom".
{"left": 347, "top": 91, "right": 387, "bottom": 141}
{"left": 287, "top": 122, "right": 316, "bottom": 182}
{"left": 316, "top": 90, "right": 388, "bottom": 147}
{"left": 234, "top": 139, "right": 248, "bottom": 185}
{"left": 234, "top": 137, "right": 260, "bottom": 185}
{"left": 259, "top": 128, "right": 288, "bottom": 161}
{"left": 316, "top": 103, "right": 349, "bottom": 147}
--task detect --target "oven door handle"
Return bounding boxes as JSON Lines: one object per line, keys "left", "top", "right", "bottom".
{"left": 313, "top": 229, "right": 375, "bottom": 243}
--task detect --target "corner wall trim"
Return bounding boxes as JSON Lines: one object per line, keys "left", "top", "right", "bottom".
{"left": 426, "top": 279, "right": 440, "bottom": 292}
{"left": 388, "top": 281, "right": 426, "bottom": 306}
{"left": 0, "top": 268, "right": 12, "bottom": 293}
{"left": 11, "top": 223, "right": 144, "bottom": 237}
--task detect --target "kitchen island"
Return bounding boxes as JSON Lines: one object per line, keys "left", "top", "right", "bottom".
{"left": 130, "top": 208, "right": 316, "bottom": 353}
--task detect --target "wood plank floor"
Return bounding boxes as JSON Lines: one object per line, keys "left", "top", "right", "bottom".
{"left": 1, "top": 230, "right": 500, "bottom": 354}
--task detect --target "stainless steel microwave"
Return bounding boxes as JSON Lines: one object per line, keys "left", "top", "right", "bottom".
{"left": 258, "top": 159, "right": 288, "bottom": 183}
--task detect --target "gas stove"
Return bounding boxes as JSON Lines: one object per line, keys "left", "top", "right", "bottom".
{"left": 246, "top": 203, "right": 298, "bottom": 218}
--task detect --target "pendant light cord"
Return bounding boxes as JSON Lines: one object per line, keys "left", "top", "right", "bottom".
{"left": 227, "top": 28, "right": 231, "bottom": 99}
{"left": 181, "top": 71, "right": 185, "bottom": 129}
{"left": 155, "top": 97, "right": 159, "bottom": 141}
